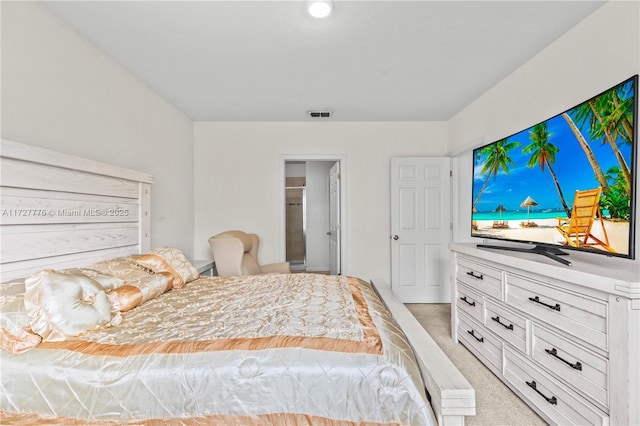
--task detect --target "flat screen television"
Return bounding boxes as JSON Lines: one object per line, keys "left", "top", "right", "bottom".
{"left": 471, "top": 75, "right": 638, "bottom": 266}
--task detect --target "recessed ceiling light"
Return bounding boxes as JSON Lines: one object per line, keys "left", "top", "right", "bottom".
{"left": 308, "top": 1, "right": 333, "bottom": 18}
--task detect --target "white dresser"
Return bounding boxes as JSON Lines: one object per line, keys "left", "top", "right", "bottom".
{"left": 450, "top": 243, "right": 640, "bottom": 426}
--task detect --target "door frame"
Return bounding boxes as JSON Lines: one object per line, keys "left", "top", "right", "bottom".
{"left": 279, "top": 154, "right": 347, "bottom": 274}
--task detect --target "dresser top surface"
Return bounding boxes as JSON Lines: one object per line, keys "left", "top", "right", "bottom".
{"left": 451, "top": 243, "right": 640, "bottom": 298}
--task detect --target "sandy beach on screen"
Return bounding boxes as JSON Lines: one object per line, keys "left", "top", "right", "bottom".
{"left": 473, "top": 218, "right": 630, "bottom": 255}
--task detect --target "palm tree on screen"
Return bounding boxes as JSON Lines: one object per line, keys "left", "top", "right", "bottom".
{"left": 522, "top": 122, "right": 571, "bottom": 217}
{"left": 611, "top": 85, "right": 635, "bottom": 145}
{"left": 571, "top": 85, "right": 633, "bottom": 194}
{"left": 601, "top": 166, "right": 631, "bottom": 220}
{"left": 562, "top": 110, "right": 609, "bottom": 193}
{"left": 589, "top": 93, "right": 631, "bottom": 192}
{"left": 472, "top": 138, "right": 520, "bottom": 211}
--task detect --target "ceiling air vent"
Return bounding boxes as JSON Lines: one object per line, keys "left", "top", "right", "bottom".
{"left": 308, "top": 110, "right": 332, "bottom": 118}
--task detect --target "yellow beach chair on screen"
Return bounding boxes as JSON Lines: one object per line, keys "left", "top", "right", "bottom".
{"left": 555, "top": 187, "right": 615, "bottom": 253}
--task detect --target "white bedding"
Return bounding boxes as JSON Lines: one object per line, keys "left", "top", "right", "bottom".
{"left": 1, "top": 273, "right": 436, "bottom": 425}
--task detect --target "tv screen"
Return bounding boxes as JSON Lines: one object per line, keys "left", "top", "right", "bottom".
{"left": 471, "top": 75, "right": 637, "bottom": 262}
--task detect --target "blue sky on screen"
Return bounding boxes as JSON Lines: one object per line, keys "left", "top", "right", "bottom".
{"left": 472, "top": 80, "right": 634, "bottom": 213}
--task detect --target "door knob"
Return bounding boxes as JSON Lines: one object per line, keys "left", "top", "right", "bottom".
{"left": 393, "top": 235, "right": 399, "bottom": 240}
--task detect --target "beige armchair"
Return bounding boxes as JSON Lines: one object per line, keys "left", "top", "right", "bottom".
{"left": 208, "top": 230, "right": 291, "bottom": 276}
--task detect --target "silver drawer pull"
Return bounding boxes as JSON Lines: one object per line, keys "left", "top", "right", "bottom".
{"left": 460, "top": 296, "right": 476, "bottom": 307}
{"left": 526, "top": 380, "right": 558, "bottom": 405}
{"left": 467, "top": 329, "right": 484, "bottom": 343}
{"left": 528, "top": 295, "right": 561, "bottom": 311}
{"left": 466, "top": 271, "right": 483, "bottom": 280}
{"left": 545, "top": 347, "right": 583, "bottom": 371}
{"left": 491, "top": 315, "right": 513, "bottom": 330}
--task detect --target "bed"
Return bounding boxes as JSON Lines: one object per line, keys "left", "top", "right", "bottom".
{"left": 0, "top": 139, "right": 475, "bottom": 425}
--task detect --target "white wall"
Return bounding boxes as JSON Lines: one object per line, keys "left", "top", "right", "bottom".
{"left": 448, "top": 1, "right": 640, "bottom": 268}
{"left": 1, "top": 2, "right": 196, "bottom": 257}
{"left": 194, "top": 122, "right": 447, "bottom": 281}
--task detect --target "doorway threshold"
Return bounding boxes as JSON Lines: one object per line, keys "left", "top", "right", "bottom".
{"left": 290, "top": 263, "right": 306, "bottom": 272}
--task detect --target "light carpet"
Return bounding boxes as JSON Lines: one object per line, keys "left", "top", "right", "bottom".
{"left": 406, "top": 303, "right": 547, "bottom": 426}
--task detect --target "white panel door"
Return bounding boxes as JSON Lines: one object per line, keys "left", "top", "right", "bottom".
{"left": 329, "top": 162, "right": 340, "bottom": 275}
{"left": 391, "top": 157, "right": 451, "bottom": 302}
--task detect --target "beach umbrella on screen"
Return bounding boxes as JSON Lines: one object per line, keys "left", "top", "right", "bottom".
{"left": 495, "top": 204, "right": 507, "bottom": 220}
{"left": 520, "top": 196, "right": 538, "bottom": 225}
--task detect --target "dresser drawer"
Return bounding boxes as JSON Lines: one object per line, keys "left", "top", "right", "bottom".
{"left": 456, "top": 257, "right": 502, "bottom": 300}
{"left": 485, "top": 300, "right": 529, "bottom": 354}
{"left": 456, "top": 284, "right": 483, "bottom": 323}
{"left": 504, "top": 347, "right": 608, "bottom": 426}
{"left": 533, "top": 324, "right": 608, "bottom": 409}
{"left": 457, "top": 312, "right": 502, "bottom": 372}
{"left": 505, "top": 273, "right": 608, "bottom": 351}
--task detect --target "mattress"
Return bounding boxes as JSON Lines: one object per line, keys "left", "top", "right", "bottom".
{"left": 1, "top": 273, "right": 436, "bottom": 425}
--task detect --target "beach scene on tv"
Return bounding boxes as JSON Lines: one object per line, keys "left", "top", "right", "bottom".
{"left": 472, "top": 77, "right": 636, "bottom": 257}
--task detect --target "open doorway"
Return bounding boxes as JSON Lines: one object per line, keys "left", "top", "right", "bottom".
{"left": 280, "top": 155, "right": 346, "bottom": 275}
{"left": 285, "top": 164, "right": 306, "bottom": 268}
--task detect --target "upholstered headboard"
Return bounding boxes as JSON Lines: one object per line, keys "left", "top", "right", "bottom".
{"left": 0, "top": 139, "right": 154, "bottom": 281}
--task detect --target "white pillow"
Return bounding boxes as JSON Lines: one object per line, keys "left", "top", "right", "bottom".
{"left": 24, "top": 270, "right": 119, "bottom": 341}
{"left": 60, "top": 268, "right": 124, "bottom": 291}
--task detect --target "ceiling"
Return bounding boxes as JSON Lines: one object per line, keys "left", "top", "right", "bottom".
{"left": 41, "top": 1, "right": 606, "bottom": 121}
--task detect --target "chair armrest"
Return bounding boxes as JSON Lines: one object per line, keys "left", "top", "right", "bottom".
{"left": 261, "top": 262, "right": 291, "bottom": 274}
